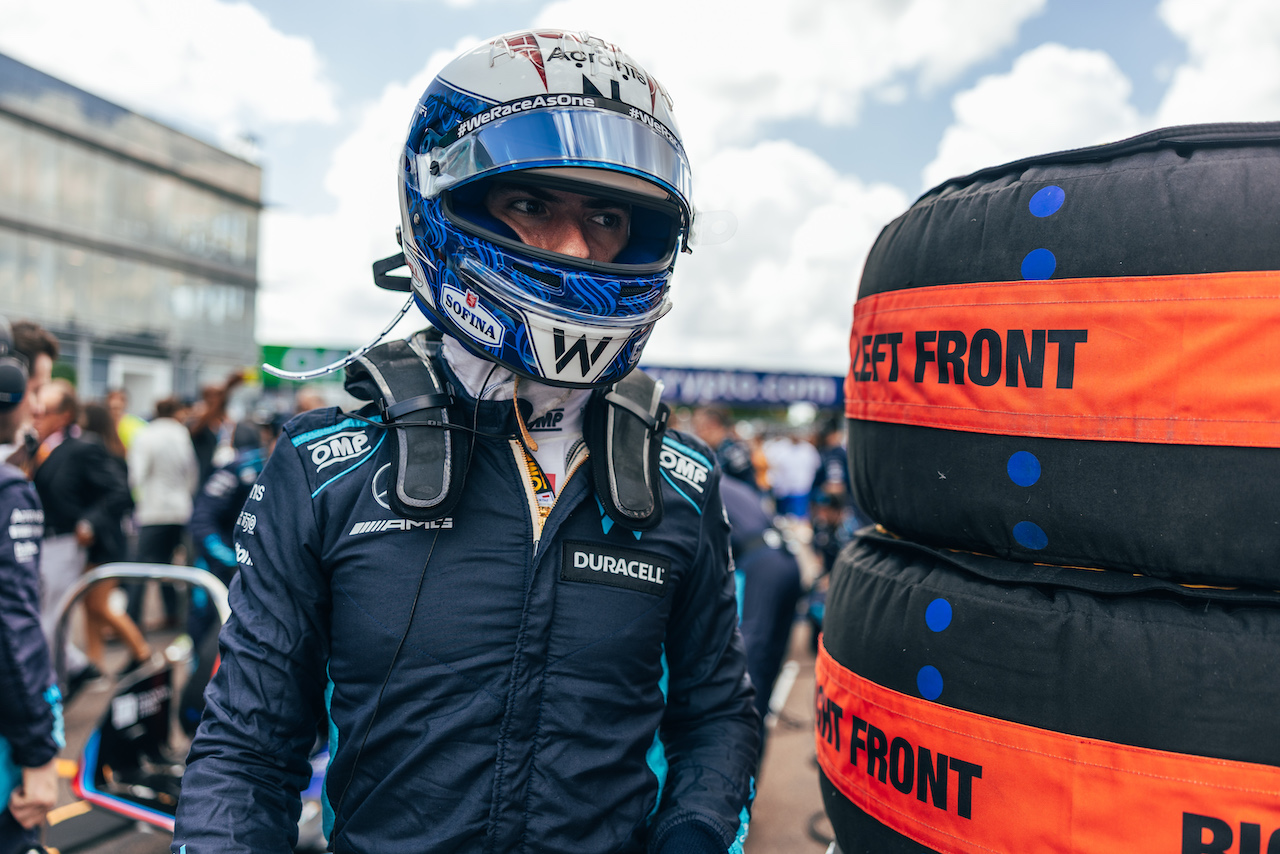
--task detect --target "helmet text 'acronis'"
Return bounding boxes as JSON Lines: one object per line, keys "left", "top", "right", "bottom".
{"left": 547, "top": 46, "right": 649, "bottom": 85}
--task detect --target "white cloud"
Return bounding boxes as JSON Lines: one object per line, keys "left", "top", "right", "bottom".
{"left": 1156, "top": 0, "right": 1280, "bottom": 126}
{"left": 260, "top": 78, "right": 909, "bottom": 374}
{"left": 921, "top": 0, "right": 1280, "bottom": 197}
{"left": 922, "top": 43, "right": 1143, "bottom": 189}
{"left": 531, "top": 0, "right": 1046, "bottom": 157}
{"left": 257, "top": 24, "right": 917, "bottom": 373}
{"left": 0, "top": 0, "right": 338, "bottom": 144}
{"left": 382, "top": 0, "right": 510, "bottom": 5}
{"left": 255, "top": 39, "right": 477, "bottom": 348}
{"left": 644, "top": 141, "right": 909, "bottom": 375}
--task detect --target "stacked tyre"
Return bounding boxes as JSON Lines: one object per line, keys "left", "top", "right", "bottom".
{"left": 817, "top": 122, "right": 1280, "bottom": 854}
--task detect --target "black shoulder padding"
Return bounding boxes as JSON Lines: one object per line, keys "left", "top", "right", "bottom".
{"left": 343, "top": 328, "right": 468, "bottom": 522}
{"left": 584, "top": 369, "right": 669, "bottom": 531}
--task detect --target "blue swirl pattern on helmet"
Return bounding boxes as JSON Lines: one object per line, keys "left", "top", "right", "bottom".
{"left": 406, "top": 196, "right": 668, "bottom": 385}
{"left": 407, "top": 80, "right": 495, "bottom": 154}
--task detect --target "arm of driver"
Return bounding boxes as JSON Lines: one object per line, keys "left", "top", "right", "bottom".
{"left": 647, "top": 468, "right": 760, "bottom": 852}
{"left": 172, "top": 432, "right": 330, "bottom": 854}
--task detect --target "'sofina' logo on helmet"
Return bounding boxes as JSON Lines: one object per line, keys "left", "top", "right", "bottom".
{"left": 440, "top": 284, "right": 504, "bottom": 348}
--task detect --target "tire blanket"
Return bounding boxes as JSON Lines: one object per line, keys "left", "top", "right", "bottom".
{"left": 819, "top": 531, "right": 1280, "bottom": 853}
{"left": 845, "top": 122, "right": 1280, "bottom": 585}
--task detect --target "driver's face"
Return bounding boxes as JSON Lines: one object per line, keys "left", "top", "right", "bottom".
{"left": 484, "top": 184, "right": 631, "bottom": 263}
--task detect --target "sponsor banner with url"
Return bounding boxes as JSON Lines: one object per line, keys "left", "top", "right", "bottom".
{"left": 260, "top": 345, "right": 350, "bottom": 386}
{"left": 643, "top": 366, "right": 844, "bottom": 407}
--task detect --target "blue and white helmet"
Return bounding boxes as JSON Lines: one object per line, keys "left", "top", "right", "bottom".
{"left": 399, "top": 29, "right": 693, "bottom": 388}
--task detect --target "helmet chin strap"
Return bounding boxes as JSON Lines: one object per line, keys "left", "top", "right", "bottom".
{"left": 261, "top": 297, "right": 416, "bottom": 381}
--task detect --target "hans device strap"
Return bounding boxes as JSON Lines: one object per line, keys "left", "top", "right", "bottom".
{"left": 345, "top": 329, "right": 468, "bottom": 522}
{"left": 584, "top": 370, "right": 669, "bottom": 531}
{"left": 347, "top": 328, "right": 669, "bottom": 530}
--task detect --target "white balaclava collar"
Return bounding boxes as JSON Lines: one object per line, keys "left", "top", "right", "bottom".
{"left": 441, "top": 336, "right": 590, "bottom": 495}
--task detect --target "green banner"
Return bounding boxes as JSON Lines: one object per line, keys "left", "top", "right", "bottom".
{"left": 259, "top": 345, "right": 350, "bottom": 387}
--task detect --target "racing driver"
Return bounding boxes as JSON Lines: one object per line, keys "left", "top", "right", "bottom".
{"left": 173, "top": 29, "right": 759, "bottom": 854}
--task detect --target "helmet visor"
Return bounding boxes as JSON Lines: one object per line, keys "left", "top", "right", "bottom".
{"left": 443, "top": 171, "right": 684, "bottom": 271}
{"left": 415, "top": 106, "right": 692, "bottom": 217}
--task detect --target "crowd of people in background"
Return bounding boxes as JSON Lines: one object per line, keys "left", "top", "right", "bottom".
{"left": 0, "top": 319, "right": 324, "bottom": 711}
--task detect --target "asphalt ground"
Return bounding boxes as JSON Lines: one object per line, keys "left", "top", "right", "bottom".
{"left": 44, "top": 649, "right": 176, "bottom": 854}
{"left": 745, "top": 623, "right": 833, "bottom": 854}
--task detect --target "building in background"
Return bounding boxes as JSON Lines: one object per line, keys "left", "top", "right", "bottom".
{"left": 0, "top": 52, "right": 260, "bottom": 416}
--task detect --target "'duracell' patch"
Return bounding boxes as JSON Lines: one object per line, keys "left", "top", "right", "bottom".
{"left": 561, "top": 541, "right": 671, "bottom": 597}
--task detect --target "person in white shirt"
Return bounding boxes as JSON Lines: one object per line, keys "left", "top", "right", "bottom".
{"left": 127, "top": 397, "right": 199, "bottom": 623}
{"left": 763, "top": 429, "right": 821, "bottom": 519}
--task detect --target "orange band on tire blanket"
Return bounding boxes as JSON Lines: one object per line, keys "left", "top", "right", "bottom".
{"left": 845, "top": 271, "right": 1280, "bottom": 448}
{"left": 815, "top": 641, "right": 1280, "bottom": 853}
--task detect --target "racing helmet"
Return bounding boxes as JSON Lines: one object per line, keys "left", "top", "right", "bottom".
{"left": 398, "top": 30, "right": 693, "bottom": 388}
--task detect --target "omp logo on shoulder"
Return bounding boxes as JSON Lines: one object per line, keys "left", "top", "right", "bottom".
{"left": 659, "top": 445, "right": 709, "bottom": 493}
{"left": 308, "top": 430, "right": 371, "bottom": 472}
{"left": 561, "top": 541, "right": 670, "bottom": 596}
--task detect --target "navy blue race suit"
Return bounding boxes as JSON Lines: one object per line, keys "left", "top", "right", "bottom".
{"left": 0, "top": 463, "right": 63, "bottom": 852}
{"left": 173, "top": 380, "right": 759, "bottom": 853}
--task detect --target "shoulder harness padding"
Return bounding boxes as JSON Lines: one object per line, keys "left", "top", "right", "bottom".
{"left": 346, "top": 329, "right": 668, "bottom": 530}
{"left": 585, "top": 370, "right": 670, "bottom": 531}
{"left": 344, "top": 328, "right": 468, "bottom": 522}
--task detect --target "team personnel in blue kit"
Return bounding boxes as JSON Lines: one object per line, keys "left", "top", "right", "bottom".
{"left": 173, "top": 30, "right": 759, "bottom": 854}
{"left": 719, "top": 475, "right": 802, "bottom": 757}
{"left": 0, "top": 318, "right": 63, "bottom": 854}
{"left": 185, "top": 412, "right": 281, "bottom": 650}
{"left": 189, "top": 412, "right": 281, "bottom": 587}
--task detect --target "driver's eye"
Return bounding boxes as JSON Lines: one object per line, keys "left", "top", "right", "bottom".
{"left": 591, "top": 212, "right": 625, "bottom": 230}
{"left": 510, "top": 198, "right": 546, "bottom": 215}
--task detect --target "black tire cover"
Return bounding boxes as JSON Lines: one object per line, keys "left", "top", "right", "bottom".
{"left": 847, "top": 122, "right": 1280, "bottom": 585}
{"left": 820, "top": 531, "right": 1280, "bottom": 852}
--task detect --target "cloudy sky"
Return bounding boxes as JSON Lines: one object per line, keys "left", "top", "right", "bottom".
{"left": 3, "top": 0, "right": 1279, "bottom": 375}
